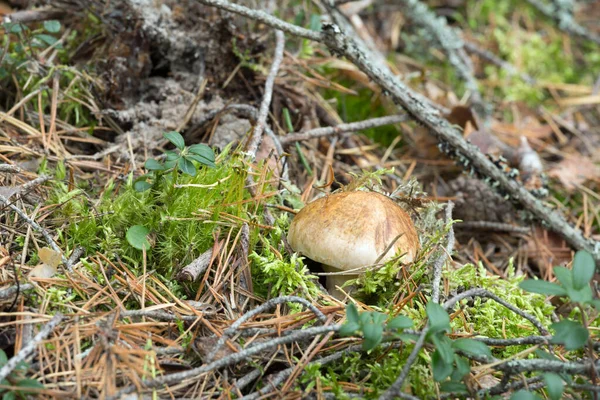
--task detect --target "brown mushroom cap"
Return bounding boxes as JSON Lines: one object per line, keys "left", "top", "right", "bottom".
{"left": 287, "top": 191, "right": 419, "bottom": 271}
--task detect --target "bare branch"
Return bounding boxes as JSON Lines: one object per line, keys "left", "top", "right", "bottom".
{"left": 246, "top": 30, "right": 285, "bottom": 158}
{"left": 280, "top": 115, "right": 408, "bottom": 144}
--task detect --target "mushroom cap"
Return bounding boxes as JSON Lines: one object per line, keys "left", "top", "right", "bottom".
{"left": 287, "top": 191, "right": 419, "bottom": 271}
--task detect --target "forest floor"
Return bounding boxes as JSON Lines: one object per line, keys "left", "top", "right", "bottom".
{"left": 0, "top": 0, "right": 599, "bottom": 399}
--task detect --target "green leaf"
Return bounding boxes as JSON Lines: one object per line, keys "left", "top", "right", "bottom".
{"left": 339, "top": 322, "right": 360, "bottom": 337}
{"left": 144, "top": 158, "right": 165, "bottom": 171}
{"left": 431, "top": 334, "right": 454, "bottom": 364}
{"left": 553, "top": 266, "right": 573, "bottom": 290}
{"left": 591, "top": 299, "right": 600, "bottom": 311}
{"left": 43, "top": 20, "right": 61, "bottom": 33}
{"left": 427, "top": 302, "right": 450, "bottom": 335}
{"left": 164, "top": 131, "right": 185, "bottom": 150}
{"left": 16, "top": 378, "right": 44, "bottom": 392}
{"left": 133, "top": 180, "right": 152, "bottom": 192}
{"left": 572, "top": 250, "right": 595, "bottom": 290}
{"left": 187, "top": 154, "right": 216, "bottom": 168}
{"left": 0, "top": 349, "right": 6, "bottom": 366}
{"left": 565, "top": 284, "right": 593, "bottom": 304}
{"left": 359, "top": 312, "right": 372, "bottom": 326}
{"left": 387, "top": 315, "right": 413, "bottom": 330}
{"left": 34, "top": 34, "right": 58, "bottom": 46}
{"left": 452, "top": 338, "right": 492, "bottom": 358}
{"left": 165, "top": 150, "right": 179, "bottom": 161}
{"left": 188, "top": 144, "right": 216, "bottom": 165}
{"left": 372, "top": 312, "right": 387, "bottom": 325}
{"left": 440, "top": 381, "right": 468, "bottom": 393}
{"left": 543, "top": 373, "right": 564, "bottom": 400}
{"left": 510, "top": 391, "right": 543, "bottom": 400}
{"left": 550, "top": 319, "right": 589, "bottom": 350}
{"left": 163, "top": 160, "right": 177, "bottom": 169}
{"left": 126, "top": 225, "right": 151, "bottom": 251}
{"left": 346, "top": 303, "right": 359, "bottom": 325}
{"left": 432, "top": 350, "right": 453, "bottom": 381}
{"left": 178, "top": 157, "right": 197, "bottom": 176}
{"left": 453, "top": 355, "right": 470, "bottom": 380}
{"left": 2, "top": 391, "right": 15, "bottom": 400}
{"left": 519, "top": 280, "right": 567, "bottom": 296}
{"left": 362, "top": 322, "right": 383, "bottom": 351}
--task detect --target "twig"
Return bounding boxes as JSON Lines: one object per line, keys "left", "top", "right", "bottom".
{"left": 443, "top": 288, "right": 549, "bottom": 335}
{"left": 463, "top": 41, "right": 536, "bottom": 85}
{"left": 280, "top": 115, "right": 408, "bottom": 143}
{"left": 65, "top": 246, "right": 84, "bottom": 272}
{"left": 176, "top": 248, "right": 214, "bottom": 282}
{"left": 432, "top": 201, "right": 454, "bottom": 303}
{"left": 176, "top": 78, "right": 207, "bottom": 132}
{"left": 192, "top": 0, "right": 600, "bottom": 264}
{"left": 110, "top": 324, "right": 340, "bottom": 398}
{"left": 241, "top": 342, "right": 418, "bottom": 400}
{"left": 525, "top": 0, "right": 600, "bottom": 45}
{"left": 206, "top": 295, "right": 327, "bottom": 362}
{"left": 0, "top": 164, "right": 21, "bottom": 173}
{"left": 0, "top": 313, "right": 63, "bottom": 382}
{"left": 456, "top": 220, "right": 531, "bottom": 234}
{"left": 2, "top": 9, "right": 65, "bottom": 24}
{"left": 380, "top": 202, "right": 454, "bottom": 400}
{"left": 20, "top": 175, "right": 51, "bottom": 193}
{"left": 0, "top": 193, "right": 67, "bottom": 265}
{"left": 0, "top": 283, "right": 33, "bottom": 300}
{"left": 245, "top": 30, "right": 285, "bottom": 158}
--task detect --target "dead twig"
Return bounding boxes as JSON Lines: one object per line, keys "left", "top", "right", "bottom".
{"left": 280, "top": 114, "right": 408, "bottom": 144}
{"left": 245, "top": 30, "right": 285, "bottom": 158}
{"left": 206, "top": 295, "right": 327, "bottom": 362}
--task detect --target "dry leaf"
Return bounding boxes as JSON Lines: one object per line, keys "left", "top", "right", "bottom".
{"left": 29, "top": 263, "right": 57, "bottom": 279}
{"left": 39, "top": 247, "right": 62, "bottom": 268}
{"left": 548, "top": 156, "right": 600, "bottom": 191}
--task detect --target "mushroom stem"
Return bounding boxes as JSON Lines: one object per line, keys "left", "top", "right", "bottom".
{"left": 323, "top": 264, "right": 359, "bottom": 300}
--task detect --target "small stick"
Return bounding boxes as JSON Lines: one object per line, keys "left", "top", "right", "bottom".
{"left": 176, "top": 248, "right": 214, "bottom": 282}
{"left": 432, "top": 201, "right": 454, "bottom": 304}
{"left": 0, "top": 164, "right": 21, "bottom": 173}
{"left": 456, "top": 220, "right": 531, "bottom": 234}
{"left": 280, "top": 115, "right": 408, "bottom": 144}
{"left": 443, "top": 287, "right": 549, "bottom": 335}
{"left": 206, "top": 295, "right": 327, "bottom": 363}
{"left": 0, "top": 283, "right": 33, "bottom": 300}
{"left": 0, "top": 313, "right": 63, "bottom": 382}
{"left": 245, "top": 30, "right": 285, "bottom": 158}
{"left": 463, "top": 41, "right": 535, "bottom": 85}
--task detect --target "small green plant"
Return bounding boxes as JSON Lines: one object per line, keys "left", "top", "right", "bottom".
{"left": 126, "top": 225, "right": 151, "bottom": 251}
{"left": 0, "top": 349, "right": 44, "bottom": 399}
{"left": 339, "top": 303, "right": 413, "bottom": 351}
{"left": 134, "top": 131, "right": 216, "bottom": 192}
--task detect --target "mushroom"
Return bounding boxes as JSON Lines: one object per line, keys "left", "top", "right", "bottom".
{"left": 287, "top": 191, "right": 419, "bottom": 300}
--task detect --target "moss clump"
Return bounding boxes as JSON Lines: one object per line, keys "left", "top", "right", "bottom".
{"left": 47, "top": 147, "right": 258, "bottom": 280}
